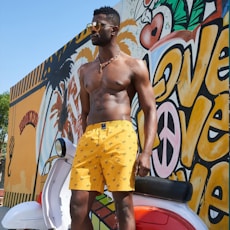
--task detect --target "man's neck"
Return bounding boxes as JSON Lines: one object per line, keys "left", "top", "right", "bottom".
{"left": 98, "top": 44, "right": 120, "bottom": 62}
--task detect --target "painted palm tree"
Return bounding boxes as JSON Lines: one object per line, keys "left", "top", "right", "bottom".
{"left": 33, "top": 43, "right": 75, "bottom": 198}
{"left": 50, "top": 76, "right": 82, "bottom": 143}
{"left": 75, "top": 19, "right": 138, "bottom": 62}
{"left": 37, "top": 56, "right": 74, "bottom": 157}
{"left": 40, "top": 73, "right": 83, "bottom": 189}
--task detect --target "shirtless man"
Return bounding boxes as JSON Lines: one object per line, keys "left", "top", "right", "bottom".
{"left": 69, "top": 6, "right": 157, "bottom": 230}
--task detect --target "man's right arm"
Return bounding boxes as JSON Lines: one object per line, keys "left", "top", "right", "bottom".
{"left": 78, "top": 66, "right": 90, "bottom": 132}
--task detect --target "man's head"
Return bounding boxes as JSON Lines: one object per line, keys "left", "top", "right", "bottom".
{"left": 93, "top": 6, "right": 120, "bottom": 27}
{"left": 87, "top": 6, "right": 120, "bottom": 46}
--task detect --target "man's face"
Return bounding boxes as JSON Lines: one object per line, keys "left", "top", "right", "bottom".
{"left": 87, "top": 14, "right": 115, "bottom": 46}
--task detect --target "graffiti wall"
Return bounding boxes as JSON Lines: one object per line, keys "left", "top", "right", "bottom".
{"left": 4, "top": 0, "right": 229, "bottom": 229}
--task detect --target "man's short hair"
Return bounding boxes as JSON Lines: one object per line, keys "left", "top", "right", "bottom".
{"left": 94, "top": 6, "right": 120, "bottom": 26}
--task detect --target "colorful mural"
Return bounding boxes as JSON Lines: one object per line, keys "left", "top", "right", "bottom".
{"left": 4, "top": 0, "right": 229, "bottom": 229}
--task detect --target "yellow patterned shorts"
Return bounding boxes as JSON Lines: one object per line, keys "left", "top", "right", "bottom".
{"left": 69, "top": 120, "right": 138, "bottom": 193}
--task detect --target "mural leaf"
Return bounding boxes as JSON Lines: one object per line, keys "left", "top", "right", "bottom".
{"left": 187, "top": 0, "right": 205, "bottom": 30}
{"left": 155, "top": 0, "right": 187, "bottom": 31}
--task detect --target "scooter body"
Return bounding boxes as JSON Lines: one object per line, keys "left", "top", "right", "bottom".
{"left": 2, "top": 138, "right": 207, "bottom": 230}
{"left": 133, "top": 176, "right": 207, "bottom": 230}
{"left": 1, "top": 200, "right": 46, "bottom": 229}
{"left": 134, "top": 194, "right": 205, "bottom": 230}
{"left": 2, "top": 138, "right": 75, "bottom": 230}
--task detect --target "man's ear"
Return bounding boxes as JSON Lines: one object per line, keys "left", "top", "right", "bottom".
{"left": 112, "top": 26, "right": 119, "bottom": 35}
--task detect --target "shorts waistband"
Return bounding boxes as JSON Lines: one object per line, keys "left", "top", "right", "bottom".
{"left": 86, "top": 120, "right": 132, "bottom": 131}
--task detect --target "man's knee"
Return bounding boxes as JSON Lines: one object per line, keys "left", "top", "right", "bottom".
{"left": 113, "top": 192, "right": 134, "bottom": 213}
{"left": 70, "top": 191, "right": 88, "bottom": 219}
{"left": 70, "top": 190, "right": 97, "bottom": 219}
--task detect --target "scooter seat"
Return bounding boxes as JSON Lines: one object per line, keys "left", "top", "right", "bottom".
{"left": 135, "top": 176, "right": 192, "bottom": 203}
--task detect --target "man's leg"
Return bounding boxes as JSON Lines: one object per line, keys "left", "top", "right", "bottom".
{"left": 70, "top": 190, "right": 98, "bottom": 230}
{"left": 113, "top": 191, "right": 136, "bottom": 230}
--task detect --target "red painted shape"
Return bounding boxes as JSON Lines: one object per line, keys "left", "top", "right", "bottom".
{"left": 37, "top": 192, "right": 42, "bottom": 205}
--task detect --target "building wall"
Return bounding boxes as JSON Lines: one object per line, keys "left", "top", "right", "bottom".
{"left": 4, "top": 0, "right": 229, "bottom": 229}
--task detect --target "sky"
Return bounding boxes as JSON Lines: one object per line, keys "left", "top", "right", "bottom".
{"left": 0, "top": 0, "right": 119, "bottom": 94}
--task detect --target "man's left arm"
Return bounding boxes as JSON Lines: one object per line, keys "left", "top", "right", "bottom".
{"left": 133, "top": 59, "right": 158, "bottom": 177}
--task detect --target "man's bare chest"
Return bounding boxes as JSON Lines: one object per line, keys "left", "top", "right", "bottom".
{"left": 84, "top": 69, "right": 132, "bottom": 93}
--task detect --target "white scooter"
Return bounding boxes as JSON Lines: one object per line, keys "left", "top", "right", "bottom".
{"left": 2, "top": 138, "right": 208, "bottom": 230}
{"left": 2, "top": 138, "right": 75, "bottom": 230}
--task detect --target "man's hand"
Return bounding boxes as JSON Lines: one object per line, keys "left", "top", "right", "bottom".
{"left": 135, "top": 152, "right": 151, "bottom": 177}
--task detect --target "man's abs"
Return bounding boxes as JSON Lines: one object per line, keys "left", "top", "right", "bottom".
{"left": 87, "top": 102, "right": 131, "bottom": 125}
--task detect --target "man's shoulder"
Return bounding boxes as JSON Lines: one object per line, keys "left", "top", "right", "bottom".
{"left": 121, "top": 51, "right": 140, "bottom": 62}
{"left": 78, "top": 60, "right": 97, "bottom": 72}
{"left": 79, "top": 60, "right": 94, "bottom": 68}
{"left": 122, "top": 53, "right": 145, "bottom": 69}
{"left": 121, "top": 53, "right": 149, "bottom": 79}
